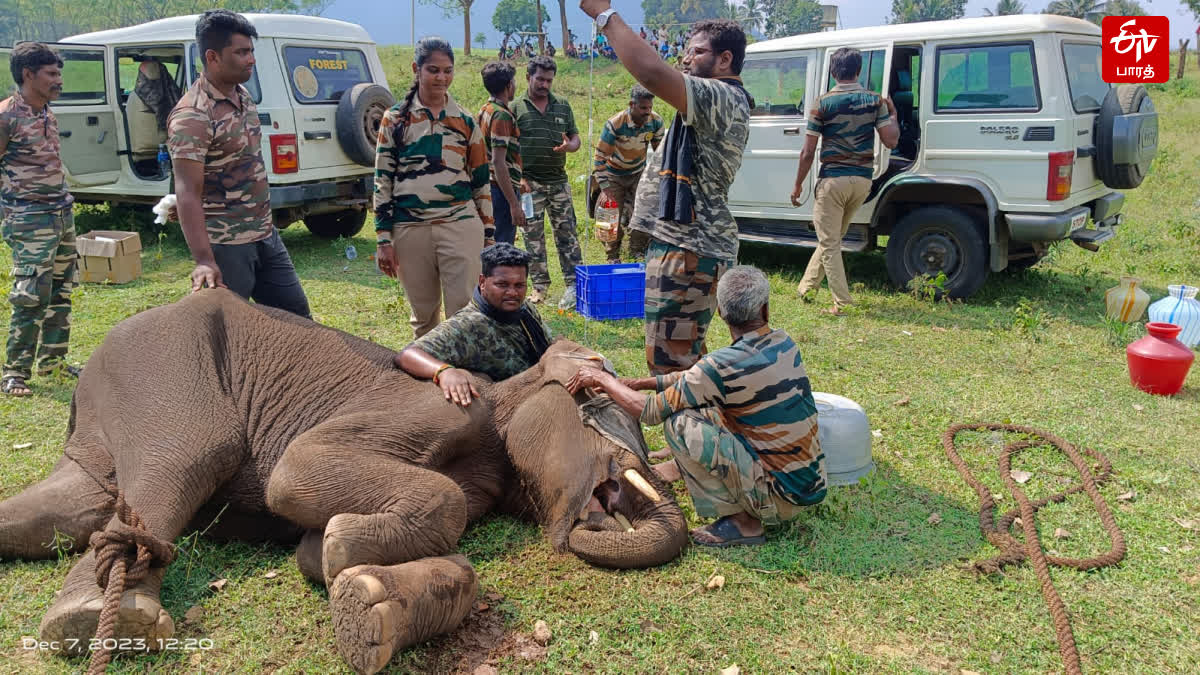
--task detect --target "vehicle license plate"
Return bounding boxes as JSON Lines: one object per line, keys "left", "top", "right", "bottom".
{"left": 1070, "top": 211, "right": 1087, "bottom": 231}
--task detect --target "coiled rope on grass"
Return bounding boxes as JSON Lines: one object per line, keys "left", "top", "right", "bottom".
{"left": 942, "top": 423, "right": 1126, "bottom": 675}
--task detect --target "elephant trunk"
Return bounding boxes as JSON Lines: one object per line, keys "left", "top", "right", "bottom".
{"left": 566, "top": 469, "right": 688, "bottom": 569}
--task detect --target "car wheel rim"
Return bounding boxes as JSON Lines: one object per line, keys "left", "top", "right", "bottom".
{"left": 906, "top": 229, "right": 961, "bottom": 279}
{"left": 363, "top": 102, "right": 386, "bottom": 142}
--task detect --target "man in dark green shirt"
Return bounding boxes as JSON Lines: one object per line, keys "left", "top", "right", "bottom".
{"left": 511, "top": 56, "right": 584, "bottom": 310}
{"left": 395, "top": 243, "right": 553, "bottom": 407}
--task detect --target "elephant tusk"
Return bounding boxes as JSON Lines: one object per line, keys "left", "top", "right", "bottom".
{"left": 623, "top": 469, "right": 661, "bottom": 503}
{"left": 613, "top": 512, "right": 635, "bottom": 532}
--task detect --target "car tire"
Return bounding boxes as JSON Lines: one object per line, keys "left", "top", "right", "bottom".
{"left": 304, "top": 209, "right": 367, "bottom": 239}
{"left": 336, "top": 83, "right": 395, "bottom": 167}
{"left": 886, "top": 206, "right": 989, "bottom": 299}
{"left": 1095, "top": 84, "right": 1156, "bottom": 190}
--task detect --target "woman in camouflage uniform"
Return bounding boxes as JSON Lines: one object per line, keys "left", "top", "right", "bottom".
{"left": 374, "top": 37, "right": 494, "bottom": 338}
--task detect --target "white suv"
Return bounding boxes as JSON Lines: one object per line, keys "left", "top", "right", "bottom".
{"left": 0, "top": 14, "right": 395, "bottom": 238}
{"left": 730, "top": 14, "right": 1158, "bottom": 298}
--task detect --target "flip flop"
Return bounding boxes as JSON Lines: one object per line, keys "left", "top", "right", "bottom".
{"left": 690, "top": 517, "right": 766, "bottom": 548}
{"left": 1, "top": 375, "right": 32, "bottom": 397}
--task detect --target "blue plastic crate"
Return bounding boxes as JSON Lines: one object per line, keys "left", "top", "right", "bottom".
{"left": 575, "top": 263, "right": 645, "bottom": 320}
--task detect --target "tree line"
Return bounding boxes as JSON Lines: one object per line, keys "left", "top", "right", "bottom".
{"left": 0, "top": 0, "right": 330, "bottom": 46}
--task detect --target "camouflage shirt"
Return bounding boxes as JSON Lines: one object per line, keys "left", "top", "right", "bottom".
{"left": 807, "top": 82, "right": 891, "bottom": 179}
{"left": 641, "top": 327, "right": 826, "bottom": 506}
{"left": 0, "top": 89, "right": 73, "bottom": 216}
{"left": 593, "top": 108, "right": 664, "bottom": 182}
{"left": 167, "top": 75, "right": 272, "bottom": 245}
{"left": 374, "top": 92, "right": 493, "bottom": 244}
{"left": 477, "top": 97, "right": 522, "bottom": 187}
{"left": 630, "top": 75, "right": 750, "bottom": 263}
{"left": 412, "top": 301, "right": 553, "bottom": 382}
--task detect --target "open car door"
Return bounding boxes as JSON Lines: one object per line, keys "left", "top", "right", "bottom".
{"left": 821, "top": 41, "right": 894, "bottom": 180}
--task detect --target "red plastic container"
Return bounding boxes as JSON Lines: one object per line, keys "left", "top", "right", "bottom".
{"left": 1127, "top": 322, "right": 1195, "bottom": 396}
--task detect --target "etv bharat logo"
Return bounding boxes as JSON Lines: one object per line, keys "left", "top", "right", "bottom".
{"left": 1102, "top": 16, "right": 1169, "bottom": 84}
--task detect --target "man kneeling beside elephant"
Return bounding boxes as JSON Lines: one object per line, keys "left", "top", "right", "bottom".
{"left": 568, "top": 265, "right": 828, "bottom": 547}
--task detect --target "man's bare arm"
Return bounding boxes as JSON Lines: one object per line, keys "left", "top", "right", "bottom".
{"left": 582, "top": 7, "right": 688, "bottom": 115}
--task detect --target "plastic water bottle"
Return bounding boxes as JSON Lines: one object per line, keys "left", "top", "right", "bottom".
{"left": 345, "top": 244, "right": 358, "bottom": 260}
{"left": 594, "top": 198, "right": 620, "bottom": 244}
{"left": 157, "top": 144, "right": 171, "bottom": 181}
{"left": 520, "top": 192, "right": 534, "bottom": 219}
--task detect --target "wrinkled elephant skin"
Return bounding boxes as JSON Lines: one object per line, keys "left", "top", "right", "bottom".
{"left": 0, "top": 289, "right": 687, "bottom": 674}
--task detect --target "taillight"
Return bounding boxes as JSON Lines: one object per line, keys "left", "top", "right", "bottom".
{"left": 1046, "top": 150, "right": 1074, "bottom": 201}
{"left": 270, "top": 134, "right": 298, "bottom": 173}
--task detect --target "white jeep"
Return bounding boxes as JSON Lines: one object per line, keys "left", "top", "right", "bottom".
{"left": 730, "top": 14, "right": 1158, "bottom": 298}
{"left": 0, "top": 14, "right": 395, "bottom": 238}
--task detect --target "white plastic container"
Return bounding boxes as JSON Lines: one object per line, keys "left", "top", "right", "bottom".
{"left": 813, "top": 392, "right": 874, "bottom": 486}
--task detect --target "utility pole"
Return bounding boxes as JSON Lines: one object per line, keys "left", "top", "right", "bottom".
{"left": 411, "top": 0, "right": 416, "bottom": 48}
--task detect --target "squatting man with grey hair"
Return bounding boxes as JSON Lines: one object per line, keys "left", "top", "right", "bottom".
{"left": 567, "top": 266, "right": 828, "bottom": 546}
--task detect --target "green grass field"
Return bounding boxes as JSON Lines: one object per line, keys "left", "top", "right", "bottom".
{"left": 1, "top": 48, "right": 1198, "bottom": 673}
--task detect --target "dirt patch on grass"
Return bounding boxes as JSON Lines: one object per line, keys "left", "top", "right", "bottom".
{"left": 418, "top": 598, "right": 547, "bottom": 673}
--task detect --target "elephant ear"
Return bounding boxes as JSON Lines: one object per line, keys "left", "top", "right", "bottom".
{"left": 504, "top": 383, "right": 611, "bottom": 553}
{"left": 578, "top": 395, "right": 650, "bottom": 466}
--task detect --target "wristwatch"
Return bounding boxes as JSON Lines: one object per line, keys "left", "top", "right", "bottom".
{"left": 596, "top": 8, "right": 618, "bottom": 30}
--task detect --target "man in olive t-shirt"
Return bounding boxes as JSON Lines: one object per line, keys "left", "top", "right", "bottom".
{"left": 511, "top": 56, "right": 584, "bottom": 309}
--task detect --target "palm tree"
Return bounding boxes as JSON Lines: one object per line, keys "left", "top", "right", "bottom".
{"left": 983, "top": 0, "right": 1025, "bottom": 16}
{"left": 741, "top": 0, "right": 766, "bottom": 34}
{"left": 1045, "top": 0, "right": 1105, "bottom": 21}
{"left": 1100, "top": 0, "right": 1147, "bottom": 16}
{"left": 889, "top": 0, "right": 967, "bottom": 24}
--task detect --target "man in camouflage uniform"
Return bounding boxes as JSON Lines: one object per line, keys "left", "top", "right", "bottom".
{"left": 577, "top": 8, "right": 752, "bottom": 375}
{"left": 1, "top": 43, "right": 78, "bottom": 396}
{"left": 394, "top": 243, "right": 552, "bottom": 407}
{"left": 568, "top": 266, "right": 826, "bottom": 547}
{"left": 512, "top": 56, "right": 584, "bottom": 309}
{"left": 168, "top": 10, "right": 311, "bottom": 318}
{"left": 592, "top": 83, "right": 664, "bottom": 263}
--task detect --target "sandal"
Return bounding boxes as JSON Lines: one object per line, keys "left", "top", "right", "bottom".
{"left": 690, "top": 516, "right": 766, "bottom": 548}
{"left": 38, "top": 363, "right": 81, "bottom": 378}
{"left": 1, "top": 375, "right": 32, "bottom": 396}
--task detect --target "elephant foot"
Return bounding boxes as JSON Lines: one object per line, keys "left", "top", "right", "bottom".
{"left": 39, "top": 580, "right": 174, "bottom": 655}
{"left": 296, "top": 528, "right": 325, "bottom": 586}
{"left": 329, "top": 555, "right": 477, "bottom": 675}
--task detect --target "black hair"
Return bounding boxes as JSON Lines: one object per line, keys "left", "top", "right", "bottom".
{"left": 392, "top": 37, "right": 455, "bottom": 149}
{"left": 631, "top": 83, "right": 654, "bottom": 103}
{"left": 527, "top": 55, "right": 557, "bottom": 78}
{"left": 195, "top": 9, "right": 259, "bottom": 63}
{"left": 830, "top": 47, "right": 862, "bottom": 82}
{"left": 691, "top": 19, "right": 747, "bottom": 75}
{"left": 11, "top": 42, "right": 63, "bottom": 86}
{"left": 481, "top": 60, "right": 515, "bottom": 97}
{"left": 481, "top": 243, "right": 532, "bottom": 277}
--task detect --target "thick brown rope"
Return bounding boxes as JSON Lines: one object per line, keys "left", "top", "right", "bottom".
{"left": 942, "top": 424, "right": 1126, "bottom": 675}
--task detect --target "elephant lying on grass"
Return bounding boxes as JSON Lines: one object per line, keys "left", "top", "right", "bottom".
{"left": 0, "top": 289, "right": 688, "bottom": 674}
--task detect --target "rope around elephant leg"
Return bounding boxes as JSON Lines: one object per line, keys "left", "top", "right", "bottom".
{"left": 83, "top": 488, "right": 175, "bottom": 674}
{"left": 942, "top": 424, "right": 1127, "bottom": 675}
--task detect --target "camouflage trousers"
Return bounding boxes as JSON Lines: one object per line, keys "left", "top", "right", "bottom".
{"left": 643, "top": 238, "right": 728, "bottom": 375}
{"left": 3, "top": 207, "right": 77, "bottom": 380}
{"left": 520, "top": 178, "right": 582, "bottom": 290}
{"left": 599, "top": 172, "right": 649, "bottom": 261}
{"left": 664, "top": 407, "right": 803, "bottom": 528}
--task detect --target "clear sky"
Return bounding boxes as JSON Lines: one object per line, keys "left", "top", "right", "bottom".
{"left": 322, "top": 0, "right": 1199, "bottom": 49}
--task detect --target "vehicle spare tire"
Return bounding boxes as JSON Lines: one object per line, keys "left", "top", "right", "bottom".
{"left": 336, "top": 83, "right": 395, "bottom": 167}
{"left": 1094, "top": 84, "right": 1157, "bottom": 190}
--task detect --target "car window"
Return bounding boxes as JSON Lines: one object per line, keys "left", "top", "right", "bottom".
{"left": 54, "top": 48, "right": 107, "bottom": 106}
{"left": 935, "top": 42, "right": 1040, "bottom": 111}
{"left": 827, "top": 49, "right": 887, "bottom": 93}
{"left": 116, "top": 52, "right": 183, "bottom": 95}
{"left": 188, "top": 44, "right": 262, "bottom": 104}
{"left": 743, "top": 56, "right": 808, "bottom": 117}
{"left": 1062, "top": 42, "right": 1109, "bottom": 113}
{"left": 283, "top": 46, "right": 371, "bottom": 103}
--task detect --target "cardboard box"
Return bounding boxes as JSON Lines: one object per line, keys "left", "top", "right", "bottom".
{"left": 77, "top": 230, "right": 142, "bottom": 284}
